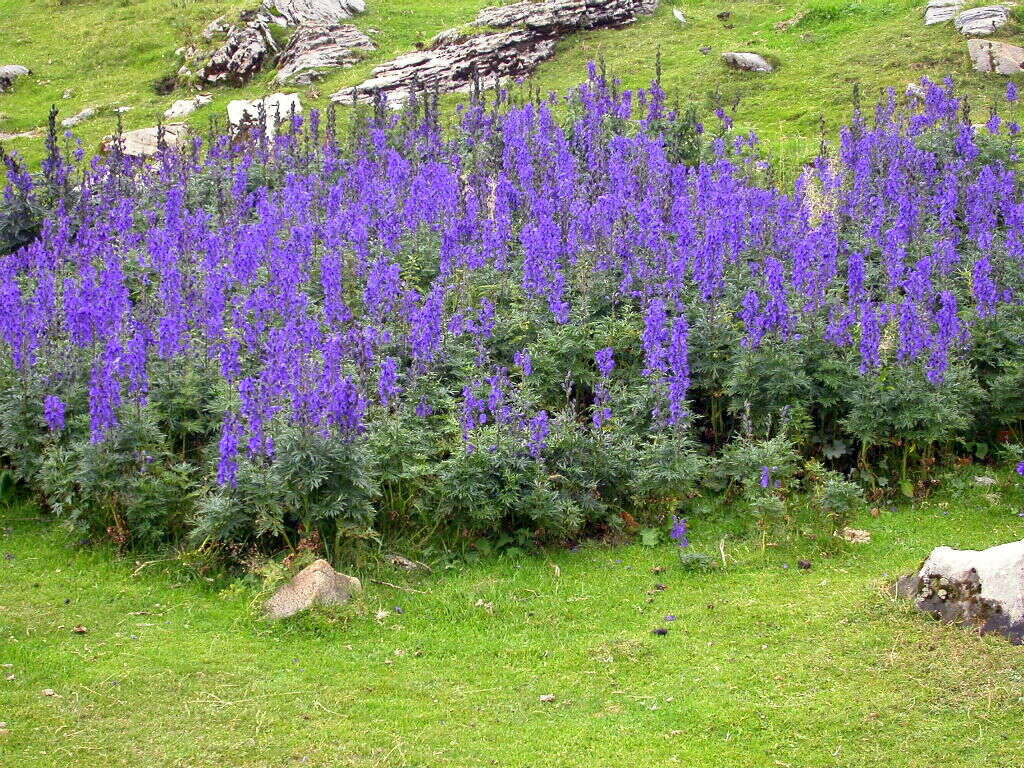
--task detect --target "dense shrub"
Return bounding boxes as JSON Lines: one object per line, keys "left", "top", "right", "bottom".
{"left": 1, "top": 69, "right": 1023, "bottom": 559}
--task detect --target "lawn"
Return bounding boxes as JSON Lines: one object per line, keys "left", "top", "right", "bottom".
{"left": 2, "top": 470, "right": 1024, "bottom": 767}
{"left": 5, "top": 0, "right": 1024, "bottom": 172}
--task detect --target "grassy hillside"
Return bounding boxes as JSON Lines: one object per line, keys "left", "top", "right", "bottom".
{"left": 2, "top": 469, "right": 1024, "bottom": 767}
{"left": 3, "top": 0, "right": 1024, "bottom": 171}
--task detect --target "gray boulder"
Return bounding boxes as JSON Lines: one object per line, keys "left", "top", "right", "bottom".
{"left": 954, "top": 5, "right": 1009, "bottom": 35}
{"left": 276, "top": 23, "right": 376, "bottom": 83}
{"left": 925, "top": 0, "right": 963, "bottom": 24}
{"left": 265, "top": 558, "right": 362, "bottom": 619}
{"left": 0, "top": 65, "right": 31, "bottom": 93}
{"left": 227, "top": 93, "right": 303, "bottom": 137}
{"left": 722, "top": 51, "right": 773, "bottom": 72}
{"left": 968, "top": 38, "right": 1024, "bottom": 74}
{"left": 61, "top": 107, "right": 96, "bottom": 128}
{"left": 331, "top": 0, "right": 659, "bottom": 107}
{"left": 263, "top": 0, "right": 365, "bottom": 25}
{"left": 164, "top": 94, "right": 213, "bottom": 120}
{"left": 895, "top": 540, "right": 1024, "bottom": 643}
{"left": 100, "top": 124, "right": 188, "bottom": 157}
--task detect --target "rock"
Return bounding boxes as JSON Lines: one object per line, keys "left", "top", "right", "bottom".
{"left": 100, "top": 123, "right": 188, "bottom": 157}
{"left": 263, "top": 0, "right": 366, "bottom": 26}
{"left": 331, "top": 0, "right": 659, "bottom": 107}
{"left": 895, "top": 540, "right": 1024, "bottom": 643}
{"left": 202, "top": 16, "right": 231, "bottom": 41}
{"left": 200, "top": 17, "right": 279, "bottom": 84}
{"left": 265, "top": 558, "right": 362, "bottom": 619}
{"left": 0, "top": 65, "right": 31, "bottom": 93}
{"left": 699, "top": 45, "right": 712, "bottom": 54}
{"left": 276, "top": 23, "right": 375, "bottom": 83}
{"left": 954, "top": 5, "right": 1009, "bottom": 35}
{"left": 227, "top": 93, "right": 303, "bottom": 137}
{"left": 906, "top": 82, "right": 926, "bottom": 99}
{"left": 61, "top": 107, "right": 96, "bottom": 128}
{"left": 164, "top": 94, "right": 213, "bottom": 120}
{"left": 672, "top": 8, "right": 687, "bottom": 23}
{"left": 839, "top": 527, "right": 871, "bottom": 543}
{"left": 774, "top": 11, "right": 806, "bottom": 31}
{"left": 925, "top": 0, "right": 963, "bottom": 24}
{"left": 721, "top": 51, "right": 773, "bottom": 72}
{"left": 968, "top": 38, "right": 1024, "bottom": 75}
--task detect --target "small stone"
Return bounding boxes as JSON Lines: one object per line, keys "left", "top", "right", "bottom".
{"left": 539, "top": 693, "right": 556, "bottom": 702}
{"left": 652, "top": 627, "right": 669, "bottom": 635}
{"left": 797, "top": 559, "right": 812, "bottom": 570}
{"left": 41, "top": 688, "right": 56, "bottom": 696}
{"left": 264, "top": 558, "right": 361, "bottom": 619}
{"left": 164, "top": 94, "right": 213, "bottom": 120}
{"left": 62, "top": 108, "right": 95, "bottom": 128}
{"left": 722, "top": 52, "right": 774, "bottom": 72}
{"left": 72, "top": 625, "right": 88, "bottom": 634}
{"left": 716, "top": 10, "right": 732, "bottom": 20}
{"left": 673, "top": 8, "right": 687, "bottom": 23}
{"left": 699, "top": 45, "right": 713, "bottom": 55}
{"left": 839, "top": 528, "right": 871, "bottom": 544}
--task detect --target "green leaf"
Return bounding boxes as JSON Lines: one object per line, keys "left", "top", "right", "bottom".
{"left": 639, "top": 528, "right": 661, "bottom": 547}
{"left": 900, "top": 480, "right": 915, "bottom": 499}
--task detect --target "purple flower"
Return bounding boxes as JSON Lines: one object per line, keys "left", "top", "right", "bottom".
{"left": 514, "top": 349, "right": 533, "bottom": 377}
{"left": 595, "top": 347, "right": 615, "bottom": 378}
{"left": 1008, "top": 82, "right": 1019, "bottom": 104}
{"left": 669, "top": 516, "right": 689, "bottom": 547}
{"left": 1017, "top": 461, "right": 1024, "bottom": 476}
{"left": 760, "top": 466, "right": 771, "bottom": 488}
{"left": 43, "top": 395, "right": 65, "bottom": 432}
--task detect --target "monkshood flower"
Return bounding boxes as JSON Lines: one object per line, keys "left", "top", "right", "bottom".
{"left": 1017, "top": 461, "right": 1024, "bottom": 476}
{"left": 43, "top": 395, "right": 65, "bottom": 432}
{"left": 760, "top": 466, "right": 771, "bottom": 488}
{"left": 669, "top": 516, "right": 689, "bottom": 547}
{"left": 1008, "top": 82, "right": 1019, "bottom": 104}
{"left": 595, "top": 347, "right": 615, "bottom": 379}
{"left": 514, "top": 349, "right": 533, "bottom": 377}
{"left": 528, "top": 410, "right": 550, "bottom": 459}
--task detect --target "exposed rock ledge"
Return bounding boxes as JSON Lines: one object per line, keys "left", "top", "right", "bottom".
{"left": 330, "top": 0, "right": 659, "bottom": 107}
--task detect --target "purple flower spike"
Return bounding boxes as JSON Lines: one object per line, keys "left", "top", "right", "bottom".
{"left": 669, "top": 516, "right": 689, "bottom": 548}
{"left": 43, "top": 396, "right": 65, "bottom": 432}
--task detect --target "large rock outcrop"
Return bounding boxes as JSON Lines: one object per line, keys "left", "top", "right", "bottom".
{"left": 330, "top": 0, "right": 659, "bottom": 107}
{"left": 200, "top": 15, "right": 279, "bottom": 84}
{"left": 894, "top": 540, "right": 1024, "bottom": 643}
{"left": 263, "top": 0, "right": 365, "bottom": 25}
{"left": 275, "top": 23, "right": 375, "bottom": 83}
{"left": 265, "top": 558, "right": 362, "bottom": 619}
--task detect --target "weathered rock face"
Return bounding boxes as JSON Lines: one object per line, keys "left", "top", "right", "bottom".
{"left": 954, "top": 5, "right": 1009, "bottom": 35}
{"left": 200, "top": 17, "right": 279, "bottom": 84}
{"left": 0, "top": 65, "right": 31, "bottom": 93}
{"left": 721, "top": 51, "right": 773, "bottom": 72}
{"left": 331, "top": 0, "right": 659, "bottom": 107}
{"left": 265, "top": 558, "right": 362, "bottom": 619}
{"left": 276, "top": 23, "right": 375, "bottom": 83}
{"left": 227, "top": 93, "right": 303, "bottom": 137}
{"left": 100, "top": 124, "right": 189, "bottom": 157}
{"left": 968, "top": 38, "right": 1024, "bottom": 74}
{"left": 164, "top": 94, "right": 213, "bottom": 120}
{"left": 895, "top": 540, "right": 1024, "bottom": 643}
{"left": 925, "top": 0, "right": 963, "bottom": 24}
{"left": 263, "top": 0, "right": 365, "bottom": 26}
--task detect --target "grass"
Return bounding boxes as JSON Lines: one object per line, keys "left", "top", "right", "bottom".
{"left": 4, "top": 0, "right": 1024, "bottom": 172}
{"left": 2, "top": 469, "right": 1024, "bottom": 766}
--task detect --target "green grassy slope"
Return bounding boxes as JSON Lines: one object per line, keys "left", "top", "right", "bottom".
{"left": 3, "top": 0, "right": 1024, "bottom": 170}
{"left": 2, "top": 471, "right": 1024, "bottom": 767}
